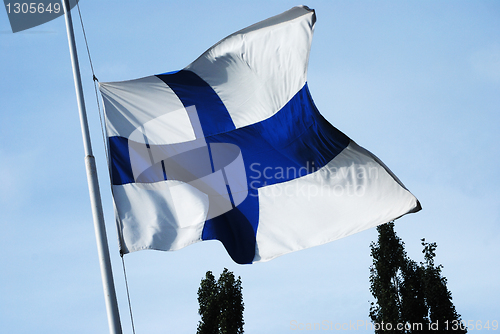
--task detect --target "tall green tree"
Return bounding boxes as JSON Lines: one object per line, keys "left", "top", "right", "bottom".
{"left": 197, "top": 268, "right": 244, "bottom": 334}
{"left": 218, "top": 268, "right": 244, "bottom": 334}
{"left": 197, "top": 271, "right": 220, "bottom": 334}
{"left": 399, "top": 258, "right": 429, "bottom": 330}
{"left": 369, "top": 222, "right": 408, "bottom": 332}
{"left": 420, "top": 239, "right": 464, "bottom": 331}
{"left": 369, "top": 222, "right": 465, "bottom": 333}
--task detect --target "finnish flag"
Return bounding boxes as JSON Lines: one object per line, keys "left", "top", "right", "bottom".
{"left": 99, "top": 6, "right": 420, "bottom": 264}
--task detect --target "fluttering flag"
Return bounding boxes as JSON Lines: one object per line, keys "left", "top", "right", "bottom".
{"left": 99, "top": 6, "right": 420, "bottom": 264}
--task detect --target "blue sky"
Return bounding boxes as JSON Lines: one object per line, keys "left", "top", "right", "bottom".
{"left": 1, "top": 1, "right": 499, "bottom": 333}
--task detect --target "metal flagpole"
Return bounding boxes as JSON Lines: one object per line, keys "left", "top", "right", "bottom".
{"left": 62, "top": 1, "right": 122, "bottom": 333}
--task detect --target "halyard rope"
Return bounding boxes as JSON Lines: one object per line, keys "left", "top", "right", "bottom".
{"left": 75, "top": 3, "right": 136, "bottom": 334}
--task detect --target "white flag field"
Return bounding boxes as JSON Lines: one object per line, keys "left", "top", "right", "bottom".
{"left": 99, "top": 5, "right": 420, "bottom": 265}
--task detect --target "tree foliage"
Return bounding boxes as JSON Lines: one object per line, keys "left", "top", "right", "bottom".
{"left": 369, "top": 222, "right": 465, "bottom": 333}
{"left": 420, "top": 239, "right": 463, "bottom": 329}
{"left": 197, "top": 271, "right": 219, "bottom": 334}
{"left": 197, "top": 268, "right": 244, "bottom": 334}
{"left": 369, "top": 222, "right": 406, "bottom": 327}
